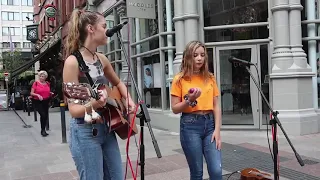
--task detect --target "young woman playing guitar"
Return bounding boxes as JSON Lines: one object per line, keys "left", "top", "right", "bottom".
{"left": 63, "top": 9, "right": 135, "bottom": 180}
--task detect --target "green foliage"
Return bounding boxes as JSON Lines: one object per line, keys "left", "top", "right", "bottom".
{"left": 0, "top": 50, "right": 26, "bottom": 73}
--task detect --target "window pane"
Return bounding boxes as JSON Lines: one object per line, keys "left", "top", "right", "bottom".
{"left": 8, "top": 0, "right": 13, "bottom": 5}
{"left": 13, "top": 0, "right": 19, "bottom": 5}
{"left": 21, "top": 0, "right": 26, "bottom": 5}
{"left": 14, "top": 27, "right": 20, "bottom": 35}
{"left": 2, "top": 12, "right": 7, "bottom": 20}
{"left": 2, "top": 0, "right": 7, "bottom": 5}
{"left": 23, "top": 27, "right": 27, "bottom": 35}
{"left": 8, "top": 12, "right": 14, "bottom": 20}
{"left": 28, "top": 0, "right": 32, "bottom": 6}
{"left": 10, "top": 27, "right": 14, "bottom": 35}
{"left": 14, "top": 12, "right": 20, "bottom": 20}
{"left": 2, "top": 27, "right": 8, "bottom": 35}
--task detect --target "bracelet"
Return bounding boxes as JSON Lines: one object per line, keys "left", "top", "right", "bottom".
{"left": 183, "top": 94, "right": 197, "bottom": 107}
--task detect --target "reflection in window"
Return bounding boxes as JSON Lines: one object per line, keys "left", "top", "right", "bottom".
{"left": 203, "top": 0, "right": 269, "bottom": 42}
{"left": 143, "top": 54, "right": 161, "bottom": 109}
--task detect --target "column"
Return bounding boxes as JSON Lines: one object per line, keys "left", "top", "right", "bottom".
{"left": 116, "top": 1, "right": 130, "bottom": 84}
{"left": 306, "top": 0, "right": 318, "bottom": 109}
{"left": 183, "top": 0, "right": 200, "bottom": 44}
{"left": 135, "top": 18, "right": 143, "bottom": 97}
{"left": 270, "top": 0, "right": 318, "bottom": 135}
{"left": 172, "top": 0, "right": 184, "bottom": 75}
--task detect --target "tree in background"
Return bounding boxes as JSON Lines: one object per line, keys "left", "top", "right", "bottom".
{"left": 0, "top": 50, "right": 25, "bottom": 74}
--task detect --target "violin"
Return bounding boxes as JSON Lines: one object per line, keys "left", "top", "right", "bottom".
{"left": 240, "top": 168, "right": 273, "bottom": 180}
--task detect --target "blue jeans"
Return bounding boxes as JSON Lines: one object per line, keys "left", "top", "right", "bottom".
{"left": 69, "top": 118, "right": 123, "bottom": 180}
{"left": 180, "top": 112, "right": 222, "bottom": 180}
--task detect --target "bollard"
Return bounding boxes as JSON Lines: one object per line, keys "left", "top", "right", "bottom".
{"left": 33, "top": 102, "right": 37, "bottom": 122}
{"left": 27, "top": 98, "right": 30, "bottom": 116}
{"left": 60, "top": 102, "right": 67, "bottom": 143}
{"left": 46, "top": 116, "right": 50, "bottom": 131}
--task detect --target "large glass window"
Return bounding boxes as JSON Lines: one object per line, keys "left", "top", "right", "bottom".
{"left": 203, "top": 0, "right": 269, "bottom": 42}
{"left": 104, "top": 0, "right": 175, "bottom": 110}
{"left": 2, "top": 27, "right": 21, "bottom": 36}
{"left": 22, "top": 12, "right": 33, "bottom": 21}
{"left": 21, "top": 0, "right": 32, "bottom": 6}
{"left": 2, "top": 0, "right": 19, "bottom": 5}
{"left": 2, "top": 12, "right": 20, "bottom": 20}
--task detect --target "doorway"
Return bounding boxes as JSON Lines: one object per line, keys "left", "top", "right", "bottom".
{"left": 207, "top": 44, "right": 270, "bottom": 128}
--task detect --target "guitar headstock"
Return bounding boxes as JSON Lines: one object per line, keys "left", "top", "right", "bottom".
{"left": 63, "top": 82, "right": 93, "bottom": 104}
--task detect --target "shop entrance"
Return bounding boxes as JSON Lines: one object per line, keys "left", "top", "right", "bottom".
{"left": 207, "top": 44, "right": 270, "bottom": 129}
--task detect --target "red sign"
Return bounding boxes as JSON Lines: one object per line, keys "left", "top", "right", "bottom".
{"left": 4, "top": 72, "right": 9, "bottom": 76}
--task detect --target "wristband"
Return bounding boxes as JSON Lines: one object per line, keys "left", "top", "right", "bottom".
{"left": 183, "top": 94, "right": 197, "bottom": 107}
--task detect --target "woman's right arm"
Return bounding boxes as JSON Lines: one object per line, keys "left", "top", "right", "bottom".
{"left": 63, "top": 56, "right": 105, "bottom": 118}
{"left": 171, "top": 96, "right": 189, "bottom": 114}
{"left": 30, "top": 83, "right": 39, "bottom": 98}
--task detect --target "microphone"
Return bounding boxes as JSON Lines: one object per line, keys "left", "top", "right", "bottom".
{"left": 228, "top": 56, "right": 254, "bottom": 66}
{"left": 106, "top": 21, "right": 128, "bottom": 37}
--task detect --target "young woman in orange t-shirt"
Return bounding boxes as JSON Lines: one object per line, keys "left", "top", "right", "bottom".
{"left": 171, "top": 40, "right": 222, "bottom": 180}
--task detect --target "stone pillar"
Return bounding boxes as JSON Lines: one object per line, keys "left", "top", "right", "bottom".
{"left": 183, "top": 0, "right": 200, "bottom": 44}
{"left": 172, "top": 0, "right": 184, "bottom": 75}
{"left": 270, "top": 0, "right": 318, "bottom": 135}
{"left": 117, "top": 1, "right": 130, "bottom": 84}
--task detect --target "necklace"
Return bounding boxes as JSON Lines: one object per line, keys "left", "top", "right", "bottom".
{"left": 81, "top": 46, "right": 96, "bottom": 59}
{"left": 194, "top": 70, "right": 200, "bottom": 74}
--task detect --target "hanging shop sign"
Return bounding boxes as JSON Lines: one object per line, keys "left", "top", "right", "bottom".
{"left": 44, "top": 4, "right": 57, "bottom": 21}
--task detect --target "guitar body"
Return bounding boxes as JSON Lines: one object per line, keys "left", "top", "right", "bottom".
{"left": 63, "top": 82, "right": 138, "bottom": 140}
{"left": 101, "top": 85, "right": 138, "bottom": 140}
{"left": 240, "top": 168, "right": 272, "bottom": 180}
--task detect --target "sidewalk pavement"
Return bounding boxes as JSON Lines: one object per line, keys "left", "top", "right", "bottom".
{"left": 0, "top": 109, "right": 319, "bottom": 180}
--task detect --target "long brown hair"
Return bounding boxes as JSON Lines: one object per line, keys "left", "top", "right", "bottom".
{"left": 65, "top": 9, "right": 103, "bottom": 57}
{"left": 177, "top": 40, "right": 213, "bottom": 83}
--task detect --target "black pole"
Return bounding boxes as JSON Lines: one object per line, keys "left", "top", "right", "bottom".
{"left": 60, "top": 101, "right": 67, "bottom": 143}
{"left": 46, "top": 115, "right": 50, "bottom": 131}
{"left": 242, "top": 65, "right": 304, "bottom": 180}
{"left": 116, "top": 30, "right": 162, "bottom": 180}
{"left": 27, "top": 97, "right": 30, "bottom": 116}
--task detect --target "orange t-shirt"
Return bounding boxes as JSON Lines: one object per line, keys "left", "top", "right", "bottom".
{"left": 170, "top": 73, "right": 220, "bottom": 113}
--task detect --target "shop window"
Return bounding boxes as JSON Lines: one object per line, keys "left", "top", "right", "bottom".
{"left": 143, "top": 54, "right": 161, "bottom": 109}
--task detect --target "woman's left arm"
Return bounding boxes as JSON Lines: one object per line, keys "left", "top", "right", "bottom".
{"left": 213, "top": 96, "right": 221, "bottom": 132}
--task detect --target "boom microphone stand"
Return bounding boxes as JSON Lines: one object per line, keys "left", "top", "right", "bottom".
{"left": 113, "top": 22, "right": 162, "bottom": 180}
{"left": 229, "top": 57, "right": 304, "bottom": 180}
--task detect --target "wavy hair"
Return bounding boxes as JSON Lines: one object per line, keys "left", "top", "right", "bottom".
{"left": 176, "top": 40, "right": 213, "bottom": 84}
{"left": 65, "top": 9, "right": 102, "bottom": 57}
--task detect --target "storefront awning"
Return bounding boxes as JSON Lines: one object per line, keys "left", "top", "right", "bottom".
{"left": 10, "top": 40, "right": 61, "bottom": 79}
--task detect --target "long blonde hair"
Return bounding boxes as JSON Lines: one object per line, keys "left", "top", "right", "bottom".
{"left": 65, "top": 9, "right": 102, "bottom": 57}
{"left": 177, "top": 40, "right": 213, "bottom": 83}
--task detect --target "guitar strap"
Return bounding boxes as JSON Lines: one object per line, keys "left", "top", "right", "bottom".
{"left": 71, "top": 50, "right": 95, "bottom": 86}
{"left": 71, "top": 50, "right": 112, "bottom": 131}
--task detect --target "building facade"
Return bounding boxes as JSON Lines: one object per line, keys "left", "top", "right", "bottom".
{"left": 24, "top": 0, "right": 320, "bottom": 135}
{"left": 94, "top": 0, "right": 320, "bottom": 135}
{"left": 0, "top": 0, "right": 34, "bottom": 88}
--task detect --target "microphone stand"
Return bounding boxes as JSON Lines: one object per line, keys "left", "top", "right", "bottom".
{"left": 115, "top": 29, "right": 162, "bottom": 180}
{"left": 242, "top": 64, "right": 304, "bottom": 180}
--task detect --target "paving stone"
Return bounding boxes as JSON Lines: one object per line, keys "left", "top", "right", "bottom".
{"left": 10, "top": 167, "right": 50, "bottom": 180}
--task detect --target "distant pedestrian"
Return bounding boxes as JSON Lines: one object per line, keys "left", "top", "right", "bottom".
{"left": 30, "top": 70, "right": 53, "bottom": 137}
{"left": 170, "top": 40, "right": 223, "bottom": 180}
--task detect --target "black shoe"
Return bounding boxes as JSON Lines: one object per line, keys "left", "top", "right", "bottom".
{"left": 41, "top": 131, "right": 48, "bottom": 137}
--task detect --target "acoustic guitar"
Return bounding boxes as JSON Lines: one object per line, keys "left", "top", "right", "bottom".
{"left": 63, "top": 82, "right": 138, "bottom": 140}
{"left": 240, "top": 168, "right": 272, "bottom": 180}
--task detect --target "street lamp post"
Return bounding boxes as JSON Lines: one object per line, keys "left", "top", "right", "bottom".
{"left": 4, "top": 72, "right": 9, "bottom": 111}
